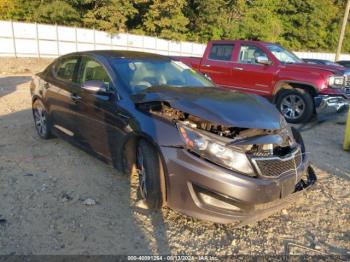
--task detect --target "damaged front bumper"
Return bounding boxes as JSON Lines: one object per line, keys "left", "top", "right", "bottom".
{"left": 315, "top": 94, "right": 350, "bottom": 114}
{"left": 161, "top": 146, "right": 316, "bottom": 225}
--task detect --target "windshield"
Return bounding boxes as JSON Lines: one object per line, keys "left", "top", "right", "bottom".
{"left": 267, "top": 44, "right": 302, "bottom": 64}
{"left": 110, "top": 58, "right": 214, "bottom": 94}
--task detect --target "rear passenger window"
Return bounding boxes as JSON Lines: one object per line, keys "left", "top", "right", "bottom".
{"left": 208, "top": 44, "right": 234, "bottom": 61}
{"left": 55, "top": 57, "right": 79, "bottom": 82}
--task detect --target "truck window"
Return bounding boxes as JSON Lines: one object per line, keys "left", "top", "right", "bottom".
{"left": 208, "top": 44, "right": 234, "bottom": 61}
{"left": 239, "top": 45, "right": 268, "bottom": 64}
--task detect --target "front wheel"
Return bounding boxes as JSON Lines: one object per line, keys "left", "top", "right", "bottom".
{"left": 276, "top": 89, "right": 314, "bottom": 123}
{"left": 134, "top": 140, "right": 164, "bottom": 209}
{"left": 32, "top": 99, "right": 52, "bottom": 139}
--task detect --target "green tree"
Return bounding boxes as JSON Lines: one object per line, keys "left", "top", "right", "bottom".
{"left": 237, "top": 0, "right": 283, "bottom": 43}
{"left": 82, "top": 0, "right": 137, "bottom": 32}
{"left": 142, "top": 0, "right": 189, "bottom": 41}
{"left": 34, "top": 0, "right": 81, "bottom": 25}
{"left": 276, "top": 0, "right": 340, "bottom": 51}
{"left": 186, "top": 0, "right": 227, "bottom": 42}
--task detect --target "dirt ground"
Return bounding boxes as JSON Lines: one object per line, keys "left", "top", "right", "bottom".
{"left": 0, "top": 59, "right": 349, "bottom": 257}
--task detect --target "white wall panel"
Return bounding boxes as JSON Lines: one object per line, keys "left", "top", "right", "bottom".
{"left": 0, "top": 20, "right": 349, "bottom": 60}
{"left": 37, "top": 24, "right": 56, "bottom": 40}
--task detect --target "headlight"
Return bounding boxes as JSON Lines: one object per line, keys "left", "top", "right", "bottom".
{"left": 177, "top": 123, "right": 255, "bottom": 177}
{"left": 328, "top": 75, "right": 345, "bottom": 88}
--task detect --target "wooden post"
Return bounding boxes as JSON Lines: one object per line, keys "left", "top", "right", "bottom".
{"left": 336, "top": 0, "right": 350, "bottom": 61}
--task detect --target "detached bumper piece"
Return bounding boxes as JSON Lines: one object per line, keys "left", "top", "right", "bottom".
{"left": 315, "top": 95, "right": 350, "bottom": 114}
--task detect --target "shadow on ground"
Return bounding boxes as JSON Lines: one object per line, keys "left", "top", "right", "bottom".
{"left": 0, "top": 76, "right": 32, "bottom": 97}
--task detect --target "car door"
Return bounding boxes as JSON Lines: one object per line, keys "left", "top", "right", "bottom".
{"left": 45, "top": 56, "right": 81, "bottom": 139}
{"left": 199, "top": 43, "right": 235, "bottom": 88}
{"left": 231, "top": 44, "right": 276, "bottom": 96}
{"left": 75, "top": 55, "right": 129, "bottom": 161}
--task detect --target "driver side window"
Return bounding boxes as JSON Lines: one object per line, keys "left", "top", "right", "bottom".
{"left": 239, "top": 45, "right": 268, "bottom": 64}
{"left": 79, "top": 57, "right": 111, "bottom": 89}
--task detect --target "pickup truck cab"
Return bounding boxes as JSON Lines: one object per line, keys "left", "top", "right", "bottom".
{"left": 174, "top": 40, "right": 350, "bottom": 123}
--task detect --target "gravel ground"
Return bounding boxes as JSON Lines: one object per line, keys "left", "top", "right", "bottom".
{"left": 0, "top": 60, "right": 349, "bottom": 257}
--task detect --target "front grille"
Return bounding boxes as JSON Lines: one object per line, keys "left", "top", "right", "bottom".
{"left": 251, "top": 149, "right": 302, "bottom": 178}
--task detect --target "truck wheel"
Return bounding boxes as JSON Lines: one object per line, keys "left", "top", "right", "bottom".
{"left": 276, "top": 89, "right": 314, "bottom": 123}
{"left": 134, "top": 140, "right": 164, "bottom": 209}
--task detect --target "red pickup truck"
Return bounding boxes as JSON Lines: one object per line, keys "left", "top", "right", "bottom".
{"left": 174, "top": 40, "right": 350, "bottom": 123}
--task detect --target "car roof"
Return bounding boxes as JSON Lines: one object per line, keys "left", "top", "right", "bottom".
{"left": 60, "top": 50, "right": 170, "bottom": 60}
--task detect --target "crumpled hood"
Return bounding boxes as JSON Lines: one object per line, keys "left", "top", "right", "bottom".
{"left": 132, "top": 86, "right": 282, "bottom": 129}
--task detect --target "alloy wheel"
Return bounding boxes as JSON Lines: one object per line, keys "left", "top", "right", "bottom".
{"left": 33, "top": 104, "right": 47, "bottom": 137}
{"left": 280, "top": 94, "right": 306, "bottom": 120}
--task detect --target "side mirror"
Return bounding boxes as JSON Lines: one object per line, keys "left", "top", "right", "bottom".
{"left": 256, "top": 56, "right": 272, "bottom": 65}
{"left": 82, "top": 80, "right": 108, "bottom": 93}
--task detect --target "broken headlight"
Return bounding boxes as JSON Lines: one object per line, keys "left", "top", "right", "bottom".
{"left": 177, "top": 123, "right": 255, "bottom": 177}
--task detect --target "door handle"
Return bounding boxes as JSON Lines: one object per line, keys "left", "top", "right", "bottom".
{"left": 203, "top": 64, "right": 211, "bottom": 68}
{"left": 71, "top": 94, "right": 81, "bottom": 102}
{"left": 234, "top": 67, "right": 244, "bottom": 71}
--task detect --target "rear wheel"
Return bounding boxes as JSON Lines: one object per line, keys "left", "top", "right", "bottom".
{"left": 133, "top": 140, "right": 164, "bottom": 209}
{"left": 276, "top": 88, "right": 314, "bottom": 123}
{"left": 32, "top": 99, "right": 52, "bottom": 139}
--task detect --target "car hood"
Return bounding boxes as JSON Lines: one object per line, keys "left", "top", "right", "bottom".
{"left": 286, "top": 63, "right": 346, "bottom": 74}
{"left": 132, "top": 86, "right": 282, "bottom": 129}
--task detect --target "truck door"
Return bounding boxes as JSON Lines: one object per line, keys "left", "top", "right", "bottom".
{"left": 232, "top": 44, "right": 275, "bottom": 96}
{"left": 200, "top": 43, "right": 235, "bottom": 88}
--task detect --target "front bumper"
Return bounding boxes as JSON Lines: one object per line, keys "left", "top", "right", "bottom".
{"left": 315, "top": 94, "right": 350, "bottom": 114}
{"left": 160, "top": 146, "right": 316, "bottom": 225}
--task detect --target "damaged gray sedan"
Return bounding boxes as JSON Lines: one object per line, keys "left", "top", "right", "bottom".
{"left": 30, "top": 51, "right": 316, "bottom": 225}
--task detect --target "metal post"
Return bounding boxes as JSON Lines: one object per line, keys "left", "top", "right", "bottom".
{"left": 93, "top": 28, "right": 96, "bottom": 50}
{"left": 75, "top": 26, "right": 78, "bottom": 51}
{"left": 336, "top": 0, "right": 350, "bottom": 61}
{"left": 126, "top": 33, "right": 129, "bottom": 50}
{"left": 343, "top": 107, "right": 350, "bottom": 151}
{"left": 56, "top": 24, "right": 60, "bottom": 56}
{"left": 10, "top": 20, "right": 17, "bottom": 58}
{"left": 35, "top": 23, "right": 40, "bottom": 58}
{"left": 110, "top": 33, "right": 113, "bottom": 49}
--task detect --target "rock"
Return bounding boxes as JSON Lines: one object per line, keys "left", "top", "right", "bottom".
{"left": 282, "top": 209, "right": 288, "bottom": 215}
{"left": 231, "top": 239, "right": 237, "bottom": 246}
{"left": 315, "top": 245, "right": 321, "bottom": 250}
{"left": 83, "top": 198, "right": 96, "bottom": 206}
{"left": 0, "top": 218, "right": 7, "bottom": 225}
{"left": 61, "top": 192, "right": 73, "bottom": 202}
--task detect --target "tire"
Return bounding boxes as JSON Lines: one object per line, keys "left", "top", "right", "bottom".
{"left": 135, "top": 140, "right": 164, "bottom": 209}
{"left": 32, "top": 99, "right": 52, "bottom": 139}
{"left": 276, "top": 88, "right": 314, "bottom": 124}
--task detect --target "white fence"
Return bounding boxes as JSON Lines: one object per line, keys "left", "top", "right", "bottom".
{"left": 0, "top": 20, "right": 350, "bottom": 61}
{"left": 0, "top": 20, "right": 206, "bottom": 58}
